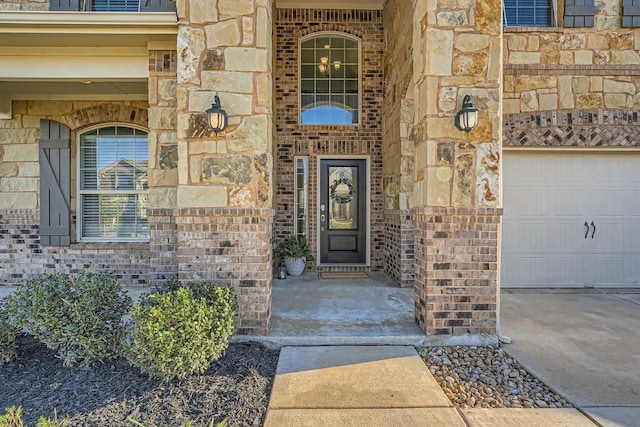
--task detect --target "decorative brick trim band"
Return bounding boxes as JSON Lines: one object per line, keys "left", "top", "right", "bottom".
{"left": 64, "top": 104, "right": 149, "bottom": 131}
{"left": 505, "top": 64, "right": 640, "bottom": 76}
{"left": 411, "top": 206, "right": 502, "bottom": 336}
{"left": 277, "top": 8, "right": 382, "bottom": 23}
{"left": 504, "top": 110, "right": 640, "bottom": 147}
{"left": 504, "top": 26, "right": 564, "bottom": 33}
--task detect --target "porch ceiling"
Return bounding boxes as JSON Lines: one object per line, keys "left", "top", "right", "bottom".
{"left": 0, "top": 12, "right": 177, "bottom": 103}
{"left": 275, "top": 0, "right": 385, "bottom": 9}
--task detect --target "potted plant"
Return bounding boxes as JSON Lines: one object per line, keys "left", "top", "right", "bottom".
{"left": 277, "top": 235, "right": 312, "bottom": 276}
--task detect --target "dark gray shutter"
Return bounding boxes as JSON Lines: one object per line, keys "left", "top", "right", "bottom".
{"left": 623, "top": 0, "right": 640, "bottom": 26}
{"left": 39, "top": 120, "right": 71, "bottom": 246}
{"left": 139, "top": 0, "right": 176, "bottom": 12}
{"left": 564, "top": 0, "right": 595, "bottom": 27}
{"left": 49, "top": 0, "right": 80, "bottom": 11}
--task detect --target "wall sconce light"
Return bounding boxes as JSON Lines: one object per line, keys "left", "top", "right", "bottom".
{"left": 455, "top": 94, "right": 479, "bottom": 134}
{"left": 206, "top": 95, "right": 228, "bottom": 135}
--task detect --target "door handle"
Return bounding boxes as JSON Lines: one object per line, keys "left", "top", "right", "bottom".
{"left": 591, "top": 221, "right": 596, "bottom": 239}
{"left": 584, "top": 221, "right": 589, "bottom": 239}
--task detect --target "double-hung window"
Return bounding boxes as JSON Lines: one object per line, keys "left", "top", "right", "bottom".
{"left": 78, "top": 126, "right": 149, "bottom": 241}
{"left": 300, "top": 32, "right": 361, "bottom": 125}
{"left": 503, "top": 0, "right": 554, "bottom": 27}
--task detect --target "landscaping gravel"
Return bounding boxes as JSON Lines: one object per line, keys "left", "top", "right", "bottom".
{"left": 419, "top": 346, "right": 573, "bottom": 409}
{"left": 0, "top": 335, "right": 279, "bottom": 427}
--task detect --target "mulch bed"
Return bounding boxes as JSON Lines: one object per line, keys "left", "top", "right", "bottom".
{"left": 0, "top": 335, "right": 279, "bottom": 427}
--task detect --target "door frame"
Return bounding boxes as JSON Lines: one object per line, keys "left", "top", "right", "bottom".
{"left": 316, "top": 155, "right": 371, "bottom": 267}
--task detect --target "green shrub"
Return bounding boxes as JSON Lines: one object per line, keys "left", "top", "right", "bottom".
{"left": 124, "top": 283, "right": 237, "bottom": 382}
{"left": 0, "top": 300, "right": 19, "bottom": 365}
{"left": 0, "top": 406, "right": 68, "bottom": 427}
{"left": 4, "top": 272, "right": 131, "bottom": 367}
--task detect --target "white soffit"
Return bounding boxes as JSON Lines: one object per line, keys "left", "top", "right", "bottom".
{"left": 275, "top": 0, "right": 385, "bottom": 9}
{"left": 0, "top": 11, "right": 177, "bottom": 48}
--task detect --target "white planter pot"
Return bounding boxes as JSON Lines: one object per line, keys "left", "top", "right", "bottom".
{"left": 284, "top": 257, "right": 306, "bottom": 276}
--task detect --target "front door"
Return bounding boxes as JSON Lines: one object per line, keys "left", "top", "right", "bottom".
{"left": 319, "top": 159, "right": 367, "bottom": 264}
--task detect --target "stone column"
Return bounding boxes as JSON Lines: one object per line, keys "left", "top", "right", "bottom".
{"left": 175, "top": 0, "right": 274, "bottom": 335}
{"left": 411, "top": 0, "right": 503, "bottom": 335}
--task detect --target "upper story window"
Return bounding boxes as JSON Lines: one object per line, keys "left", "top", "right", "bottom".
{"left": 78, "top": 126, "right": 148, "bottom": 241}
{"left": 89, "top": 0, "right": 139, "bottom": 12}
{"left": 503, "top": 0, "right": 554, "bottom": 27}
{"left": 49, "top": 0, "right": 176, "bottom": 12}
{"left": 300, "top": 33, "right": 360, "bottom": 125}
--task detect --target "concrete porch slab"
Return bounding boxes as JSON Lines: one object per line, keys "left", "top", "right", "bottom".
{"left": 267, "top": 346, "right": 451, "bottom": 409}
{"left": 264, "top": 408, "right": 465, "bottom": 427}
{"left": 460, "top": 408, "right": 597, "bottom": 426}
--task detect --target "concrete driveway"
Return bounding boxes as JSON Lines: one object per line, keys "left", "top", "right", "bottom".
{"left": 501, "top": 290, "right": 640, "bottom": 427}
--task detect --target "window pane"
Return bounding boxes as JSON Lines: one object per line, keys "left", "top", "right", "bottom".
{"left": 299, "top": 33, "right": 360, "bottom": 125}
{"left": 82, "top": 194, "right": 148, "bottom": 239}
{"left": 503, "top": 0, "right": 552, "bottom": 27}
{"left": 79, "top": 126, "right": 148, "bottom": 240}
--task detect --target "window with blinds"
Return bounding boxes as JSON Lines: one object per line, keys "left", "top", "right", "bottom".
{"left": 299, "top": 33, "right": 360, "bottom": 125}
{"left": 88, "top": 0, "right": 139, "bottom": 11}
{"left": 504, "top": 0, "right": 554, "bottom": 27}
{"left": 79, "top": 126, "right": 149, "bottom": 241}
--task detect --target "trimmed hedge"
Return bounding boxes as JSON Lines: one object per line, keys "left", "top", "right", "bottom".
{"left": 4, "top": 272, "right": 131, "bottom": 367}
{"left": 0, "top": 301, "right": 18, "bottom": 366}
{"left": 124, "top": 282, "right": 237, "bottom": 382}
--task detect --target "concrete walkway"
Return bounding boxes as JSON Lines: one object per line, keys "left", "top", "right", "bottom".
{"left": 264, "top": 346, "right": 596, "bottom": 427}
{"left": 502, "top": 290, "right": 640, "bottom": 427}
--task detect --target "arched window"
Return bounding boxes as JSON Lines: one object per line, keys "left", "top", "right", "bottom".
{"left": 300, "top": 32, "right": 360, "bottom": 125}
{"left": 78, "top": 126, "right": 148, "bottom": 241}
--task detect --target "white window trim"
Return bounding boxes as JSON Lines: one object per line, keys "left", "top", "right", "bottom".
{"left": 298, "top": 31, "right": 362, "bottom": 127}
{"left": 76, "top": 123, "right": 150, "bottom": 243}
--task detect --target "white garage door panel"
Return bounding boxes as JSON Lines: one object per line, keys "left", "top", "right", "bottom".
{"left": 502, "top": 152, "right": 640, "bottom": 289}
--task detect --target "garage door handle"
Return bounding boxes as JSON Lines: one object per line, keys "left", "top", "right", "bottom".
{"left": 584, "top": 221, "right": 589, "bottom": 239}
{"left": 591, "top": 221, "right": 596, "bottom": 239}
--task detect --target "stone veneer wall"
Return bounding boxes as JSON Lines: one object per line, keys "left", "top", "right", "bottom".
{"left": 147, "top": 50, "right": 179, "bottom": 286}
{"left": 173, "top": 0, "right": 274, "bottom": 334}
{"left": 274, "top": 9, "right": 385, "bottom": 270}
{"left": 0, "top": 0, "right": 47, "bottom": 11}
{"left": 0, "top": 101, "right": 154, "bottom": 287}
{"left": 503, "top": 2, "right": 640, "bottom": 149}
{"left": 381, "top": 0, "right": 415, "bottom": 286}
{"left": 412, "top": 207, "right": 501, "bottom": 335}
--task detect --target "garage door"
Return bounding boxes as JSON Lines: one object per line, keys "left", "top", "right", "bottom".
{"left": 502, "top": 151, "right": 640, "bottom": 288}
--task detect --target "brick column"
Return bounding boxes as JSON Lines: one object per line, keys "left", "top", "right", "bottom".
{"left": 413, "top": 207, "right": 501, "bottom": 335}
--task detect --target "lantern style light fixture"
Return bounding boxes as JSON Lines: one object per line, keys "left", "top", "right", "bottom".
{"left": 206, "top": 95, "right": 228, "bottom": 135}
{"left": 455, "top": 94, "right": 479, "bottom": 134}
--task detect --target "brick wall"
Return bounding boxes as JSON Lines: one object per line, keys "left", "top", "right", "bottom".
{"left": 174, "top": 207, "right": 273, "bottom": 335}
{"left": 383, "top": 209, "right": 414, "bottom": 288}
{"left": 412, "top": 207, "right": 501, "bottom": 335}
{"left": 0, "top": 209, "right": 149, "bottom": 286}
{"left": 274, "top": 9, "right": 385, "bottom": 270}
